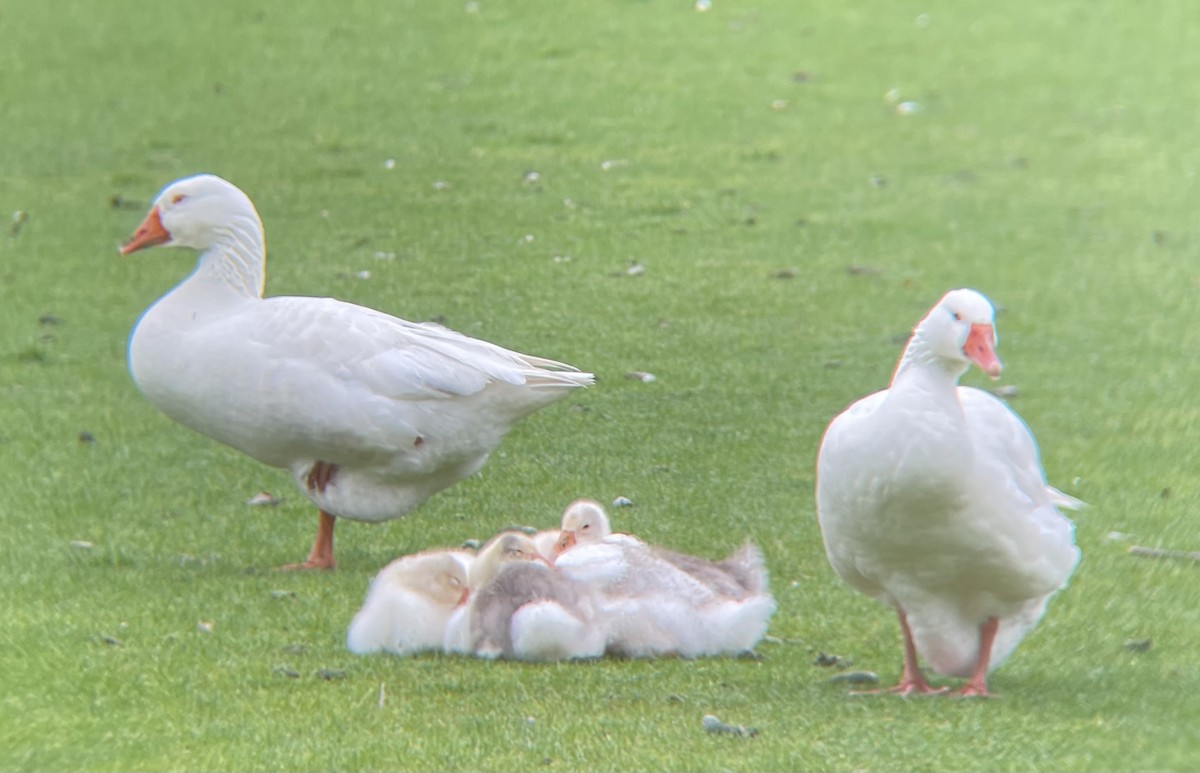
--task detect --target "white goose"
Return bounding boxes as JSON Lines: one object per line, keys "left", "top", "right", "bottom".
{"left": 815, "top": 289, "right": 1081, "bottom": 697}
{"left": 346, "top": 549, "right": 473, "bottom": 655}
{"left": 119, "top": 174, "right": 593, "bottom": 569}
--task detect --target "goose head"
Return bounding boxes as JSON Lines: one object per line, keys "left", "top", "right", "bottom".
{"left": 414, "top": 553, "right": 471, "bottom": 607}
{"left": 119, "top": 174, "right": 261, "bottom": 255}
{"left": 554, "top": 499, "right": 611, "bottom": 554}
{"left": 903, "top": 288, "right": 1002, "bottom": 380}
{"left": 469, "top": 531, "right": 547, "bottom": 589}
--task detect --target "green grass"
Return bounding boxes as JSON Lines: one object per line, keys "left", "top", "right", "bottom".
{"left": 3, "top": 0, "right": 1200, "bottom": 770}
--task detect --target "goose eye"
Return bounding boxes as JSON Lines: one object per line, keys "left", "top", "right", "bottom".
{"left": 951, "top": 311, "right": 962, "bottom": 322}
{"left": 170, "top": 193, "right": 187, "bottom": 205}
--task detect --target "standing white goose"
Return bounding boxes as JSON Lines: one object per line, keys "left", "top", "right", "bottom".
{"left": 815, "top": 289, "right": 1081, "bottom": 696}
{"left": 119, "top": 174, "right": 593, "bottom": 569}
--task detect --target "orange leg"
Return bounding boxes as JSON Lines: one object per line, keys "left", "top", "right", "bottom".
{"left": 279, "top": 510, "right": 337, "bottom": 571}
{"left": 854, "top": 609, "right": 947, "bottom": 696}
{"left": 956, "top": 616, "right": 999, "bottom": 698}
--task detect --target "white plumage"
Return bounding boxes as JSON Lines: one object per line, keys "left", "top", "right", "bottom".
{"left": 815, "top": 288, "right": 1081, "bottom": 696}
{"left": 553, "top": 500, "right": 776, "bottom": 658}
{"left": 445, "top": 532, "right": 604, "bottom": 661}
{"left": 346, "top": 549, "right": 473, "bottom": 655}
{"left": 120, "top": 174, "right": 592, "bottom": 569}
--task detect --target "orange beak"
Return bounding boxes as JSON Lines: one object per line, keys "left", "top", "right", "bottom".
{"left": 964, "top": 323, "right": 1002, "bottom": 380}
{"left": 119, "top": 206, "right": 170, "bottom": 255}
{"left": 553, "top": 531, "right": 576, "bottom": 556}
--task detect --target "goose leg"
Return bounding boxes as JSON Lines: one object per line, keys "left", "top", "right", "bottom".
{"left": 280, "top": 510, "right": 337, "bottom": 571}
{"left": 956, "top": 616, "right": 999, "bottom": 697}
{"left": 854, "top": 609, "right": 946, "bottom": 696}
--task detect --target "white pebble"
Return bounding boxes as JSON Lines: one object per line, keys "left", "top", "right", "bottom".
{"left": 896, "top": 101, "right": 920, "bottom": 115}
{"left": 383, "top": 158, "right": 397, "bottom": 170}
{"left": 613, "top": 496, "right": 634, "bottom": 507}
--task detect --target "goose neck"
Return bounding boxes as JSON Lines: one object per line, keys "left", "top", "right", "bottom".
{"left": 193, "top": 214, "right": 265, "bottom": 298}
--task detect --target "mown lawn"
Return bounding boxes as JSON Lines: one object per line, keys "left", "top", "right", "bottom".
{"left": 2, "top": 0, "right": 1198, "bottom": 770}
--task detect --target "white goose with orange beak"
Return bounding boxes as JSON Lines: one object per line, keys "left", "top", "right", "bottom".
{"left": 815, "top": 289, "right": 1081, "bottom": 697}
{"left": 119, "top": 174, "right": 593, "bottom": 570}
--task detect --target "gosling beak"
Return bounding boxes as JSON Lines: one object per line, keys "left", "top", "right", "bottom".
{"left": 553, "top": 531, "right": 577, "bottom": 556}
{"left": 119, "top": 206, "right": 170, "bottom": 255}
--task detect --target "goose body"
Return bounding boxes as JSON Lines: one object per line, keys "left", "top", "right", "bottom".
{"left": 553, "top": 500, "right": 776, "bottom": 657}
{"left": 815, "top": 289, "right": 1081, "bottom": 696}
{"left": 120, "top": 175, "right": 592, "bottom": 569}
{"left": 444, "top": 532, "right": 604, "bottom": 661}
{"left": 346, "top": 549, "right": 473, "bottom": 655}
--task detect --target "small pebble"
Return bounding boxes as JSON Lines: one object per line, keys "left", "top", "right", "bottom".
{"left": 69, "top": 540, "right": 94, "bottom": 550}
{"left": 896, "top": 101, "right": 920, "bottom": 115}
{"left": 196, "top": 620, "right": 214, "bottom": 634}
{"left": 245, "top": 491, "right": 282, "bottom": 506}
{"left": 702, "top": 714, "right": 759, "bottom": 738}
{"left": 383, "top": 158, "right": 397, "bottom": 170}
{"left": 814, "top": 652, "right": 851, "bottom": 668}
{"left": 828, "top": 670, "right": 879, "bottom": 685}
{"left": 625, "top": 371, "right": 656, "bottom": 383}
{"left": 10, "top": 210, "right": 29, "bottom": 237}
{"left": 612, "top": 496, "right": 634, "bottom": 508}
